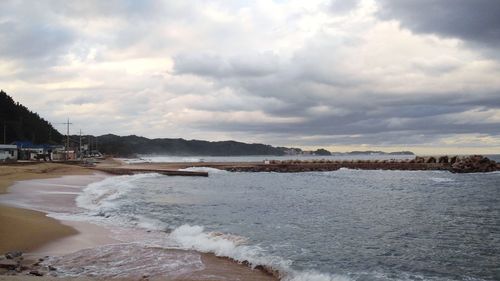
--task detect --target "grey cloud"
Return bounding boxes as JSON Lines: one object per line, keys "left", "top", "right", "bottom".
{"left": 0, "top": 20, "right": 74, "bottom": 61}
{"left": 377, "top": 0, "right": 500, "bottom": 48}
{"left": 329, "top": 0, "right": 360, "bottom": 14}
{"left": 50, "top": 0, "right": 179, "bottom": 20}
{"left": 1, "top": 0, "right": 499, "bottom": 150}
{"left": 171, "top": 40, "right": 500, "bottom": 147}
{"left": 173, "top": 52, "right": 280, "bottom": 78}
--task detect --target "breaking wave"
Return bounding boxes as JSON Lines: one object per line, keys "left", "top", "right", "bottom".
{"left": 168, "top": 224, "right": 353, "bottom": 281}
{"left": 178, "top": 166, "right": 228, "bottom": 174}
{"left": 71, "top": 174, "right": 353, "bottom": 281}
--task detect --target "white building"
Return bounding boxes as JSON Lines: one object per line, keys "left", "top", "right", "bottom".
{"left": 0, "top": 144, "right": 18, "bottom": 162}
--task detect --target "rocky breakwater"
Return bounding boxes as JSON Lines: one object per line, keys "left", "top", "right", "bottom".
{"left": 222, "top": 155, "right": 499, "bottom": 174}
{"left": 449, "top": 155, "right": 498, "bottom": 173}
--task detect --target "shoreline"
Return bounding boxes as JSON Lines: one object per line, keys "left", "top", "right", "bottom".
{"left": 0, "top": 163, "right": 279, "bottom": 280}
{"left": 0, "top": 163, "right": 94, "bottom": 254}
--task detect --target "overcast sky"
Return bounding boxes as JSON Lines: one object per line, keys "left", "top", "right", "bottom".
{"left": 1, "top": 0, "right": 499, "bottom": 153}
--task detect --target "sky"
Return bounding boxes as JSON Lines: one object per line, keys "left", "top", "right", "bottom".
{"left": 1, "top": 0, "right": 499, "bottom": 154}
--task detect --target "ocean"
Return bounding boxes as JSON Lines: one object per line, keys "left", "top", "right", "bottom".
{"left": 50, "top": 155, "right": 500, "bottom": 281}
{"left": 117, "top": 154, "right": 415, "bottom": 164}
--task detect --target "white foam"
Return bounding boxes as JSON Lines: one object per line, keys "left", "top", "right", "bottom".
{"left": 430, "top": 177, "right": 454, "bottom": 183}
{"left": 168, "top": 224, "right": 354, "bottom": 281}
{"left": 47, "top": 243, "right": 205, "bottom": 279}
{"left": 285, "top": 271, "right": 353, "bottom": 281}
{"left": 179, "top": 166, "right": 228, "bottom": 174}
{"left": 68, "top": 172, "right": 356, "bottom": 281}
{"left": 118, "top": 156, "right": 202, "bottom": 164}
{"left": 76, "top": 173, "right": 160, "bottom": 210}
{"left": 170, "top": 224, "right": 290, "bottom": 270}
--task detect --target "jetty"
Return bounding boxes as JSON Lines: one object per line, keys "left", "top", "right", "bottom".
{"left": 119, "top": 155, "right": 498, "bottom": 174}
{"left": 217, "top": 155, "right": 498, "bottom": 174}
{"left": 91, "top": 167, "right": 209, "bottom": 177}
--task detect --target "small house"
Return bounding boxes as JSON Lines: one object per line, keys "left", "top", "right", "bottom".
{"left": 0, "top": 144, "right": 18, "bottom": 162}
{"left": 13, "top": 141, "right": 55, "bottom": 161}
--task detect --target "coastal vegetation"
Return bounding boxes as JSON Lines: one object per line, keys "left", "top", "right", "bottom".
{"left": 0, "top": 90, "right": 62, "bottom": 144}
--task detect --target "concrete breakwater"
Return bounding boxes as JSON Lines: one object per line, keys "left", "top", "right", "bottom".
{"left": 221, "top": 155, "right": 499, "bottom": 174}
{"left": 92, "top": 167, "right": 209, "bottom": 177}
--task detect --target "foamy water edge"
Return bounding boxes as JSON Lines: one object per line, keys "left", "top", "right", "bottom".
{"left": 48, "top": 173, "right": 355, "bottom": 281}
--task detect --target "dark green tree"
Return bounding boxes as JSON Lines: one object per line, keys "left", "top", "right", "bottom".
{"left": 0, "top": 90, "right": 63, "bottom": 144}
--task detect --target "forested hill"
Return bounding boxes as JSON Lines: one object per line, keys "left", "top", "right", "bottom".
{"left": 0, "top": 90, "right": 63, "bottom": 144}
{"left": 96, "top": 134, "right": 289, "bottom": 157}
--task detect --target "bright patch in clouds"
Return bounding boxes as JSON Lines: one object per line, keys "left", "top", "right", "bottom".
{"left": 0, "top": 0, "right": 499, "bottom": 153}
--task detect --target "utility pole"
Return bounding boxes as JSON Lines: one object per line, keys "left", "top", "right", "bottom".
{"left": 66, "top": 118, "right": 70, "bottom": 153}
{"left": 57, "top": 119, "right": 72, "bottom": 160}
{"left": 79, "top": 129, "right": 82, "bottom": 160}
{"left": 88, "top": 135, "right": 92, "bottom": 154}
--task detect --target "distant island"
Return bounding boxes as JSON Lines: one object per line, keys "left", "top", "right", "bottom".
{"left": 343, "top": 150, "right": 415, "bottom": 156}
{"left": 1, "top": 90, "right": 414, "bottom": 157}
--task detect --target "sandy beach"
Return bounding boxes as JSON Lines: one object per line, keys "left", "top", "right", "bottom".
{"left": 0, "top": 162, "right": 278, "bottom": 280}
{"left": 0, "top": 163, "right": 92, "bottom": 253}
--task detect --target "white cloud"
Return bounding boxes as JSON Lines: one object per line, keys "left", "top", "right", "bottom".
{"left": 0, "top": 0, "right": 499, "bottom": 152}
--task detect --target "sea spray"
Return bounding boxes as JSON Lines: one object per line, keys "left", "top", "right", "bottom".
{"left": 179, "top": 166, "right": 229, "bottom": 174}
{"left": 76, "top": 173, "right": 161, "bottom": 211}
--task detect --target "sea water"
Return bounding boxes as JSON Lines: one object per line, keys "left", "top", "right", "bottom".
{"left": 53, "top": 158, "right": 500, "bottom": 281}
{"left": 117, "top": 154, "right": 415, "bottom": 164}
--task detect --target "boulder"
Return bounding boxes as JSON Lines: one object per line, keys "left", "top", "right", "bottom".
{"left": 425, "top": 157, "right": 437, "bottom": 163}
{"left": 415, "top": 156, "right": 425, "bottom": 163}
{"left": 451, "top": 155, "right": 498, "bottom": 173}
{"left": 449, "top": 156, "right": 458, "bottom": 164}
{"left": 438, "top": 156, "right": 449, "bottom": 163}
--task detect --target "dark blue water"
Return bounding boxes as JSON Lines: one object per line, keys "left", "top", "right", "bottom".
{"left": 78, "top": 168, "right": 500, "bottom": 281}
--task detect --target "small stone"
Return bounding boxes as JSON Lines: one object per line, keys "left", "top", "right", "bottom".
{"left": 29, "top": 270, "right": 44, "bottom": 276}
{"left": 0, "top": 260, "right": 17, "bottom": 270}
{"left": 5, "top": 251, "right": 22, "bottom": 259}
{"left": 48, "top": 265, "right": 57, "bottom": 271}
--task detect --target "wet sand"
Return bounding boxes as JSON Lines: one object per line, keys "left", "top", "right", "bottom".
{"left": 0, "top": 205, "right": 77, "bottom": 253}
{"left": 0, "top": 162, "right": 278, "bottom": 280}
{"left": 0, "top": 163, "right": 92, "bottom": 253}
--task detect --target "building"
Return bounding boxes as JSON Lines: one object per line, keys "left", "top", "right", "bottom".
{"left": 13, "top": 141, "right": 47, "bottom": 160}
{"left": 0, "top": 144, "right": 18, "bottom": 162}
{"left": 51, "top": 146, "right": 76, "bottom": 161}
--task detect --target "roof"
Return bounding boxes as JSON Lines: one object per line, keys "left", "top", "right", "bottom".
{"left": 0, "top": 144, "right": 17, "bottom": 149}
{"left": 11, "top": 141, "right": 58, "bottom": 149}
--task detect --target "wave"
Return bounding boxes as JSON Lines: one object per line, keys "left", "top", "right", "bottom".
{"left": 178, "top": 166, "right": 228, "bottom": 174}
{"left": 76, "top": 173, "right": 159, "bottom": 210}
{"left": 46, "top": 243, "right": 204, "bottom": 279}
{"left": 118, "top": 156, "right": 202, "bottom": 164}
{"left": 168, "top": 224, "right": 353, "bottom": 281}
{"left": 72, "top": 174, "right": 354, "bottom": 281}
{"left": 430, "top": 177, "right": 454, "bottom": 183}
